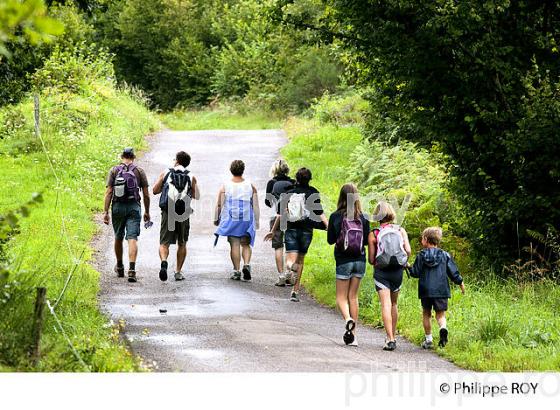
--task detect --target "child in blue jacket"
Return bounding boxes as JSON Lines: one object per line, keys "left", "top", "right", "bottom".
{"left": 409, "top": 227, "right": 465, "bottom": 348}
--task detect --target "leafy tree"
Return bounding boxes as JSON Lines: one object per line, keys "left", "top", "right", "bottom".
{"left": 320, "top": 0, "right": 560, "bottom": 264}
{"left": 0, "top": 1, "right": 91, "bottom": 106}
{"left": 98, "top": 0, "right": 223, "bottom": 109}
{"left": 0, "top": 0, "right": 63, "bottom": 57}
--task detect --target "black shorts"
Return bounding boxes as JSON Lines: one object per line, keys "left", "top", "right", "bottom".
{"left": 374, "top": 266, "right": 403, "bottom": 293}
{"left": 421, "top": 298, "right": 448, "bottom": 312}
{"left": 270, "top": 217, "right": 284, "bottom": 249}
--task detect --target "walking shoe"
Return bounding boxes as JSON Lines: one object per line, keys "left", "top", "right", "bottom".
{"left": 343, "top": 319, "right": 356, "bottom": 345}
{"left": 290, "top": 291, "right": 300, "bottom": 302}
{"left": 230, "top": 271, "right": 241, "bottom": 280}
{"left": 159, "top": 266, "right": 168, "bottom": 282}
{"left": 174, "top": 272, "right": 185, "bottom": 281}
{"left": 383, "top": 340, "right": 396, "bottom": 351}
{"left": 241, "top": 265, "right": 252, "bottom": 281}
{"left": 286, "top": 271, "right": 296, "bottom": 286}
{"left": 421, "top": 339, "right": 434, "bottom": 349}
{"left": 348, "top": 338, "right": 358, "bottom": 347}
{"left": 115, "top": 265, "right": 125, "bottom": 278}
{"left": 127, "top": 270, "right": 137, "bottom": 283}
{"left": 438, "top": 328, "right": 448, "bottom": 348}
{"left": 275, "top": 275, "right": 286, "bottom": 287}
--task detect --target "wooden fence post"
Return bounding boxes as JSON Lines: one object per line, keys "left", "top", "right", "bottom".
{"left": 33, "top": 94, "right": 40, "bottom": 138}
{"left": 30, "top": 287, "right": 47, "bottom": 367}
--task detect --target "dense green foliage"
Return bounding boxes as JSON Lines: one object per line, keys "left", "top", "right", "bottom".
{"left": 0, "top": 2, "right": 93, "bottom": 105}
{"left": 0, "top": 46, "right": 160, "bottom": 370}
{"left": 310, "top": 0, "right": 560, "bottom": 264}
{"left": 282, "top": 102, "right": 560, "bottom": 371}
{"left": 95, "top": 0, "right": 342, "bottom": 110}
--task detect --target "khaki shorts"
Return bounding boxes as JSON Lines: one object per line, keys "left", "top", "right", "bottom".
{"left": 160, "top": 211, "right": 190, "bottom": 245}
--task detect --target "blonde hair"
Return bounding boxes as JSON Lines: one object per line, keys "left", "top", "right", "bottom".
{"left": 269, "top": 159, "right": 290, "bottom": 178}
{"left": 373, "top": 201, "right": 396, "bottom": 224}
{"left": 422, "top": 227, "right": 443, "bottom": 245}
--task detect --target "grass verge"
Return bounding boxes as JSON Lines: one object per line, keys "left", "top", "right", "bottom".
{"left": 282, "top": 117, "right": 560, "bottom": 371}
{"left": 161, "top": 106, "right": 283, "bottom": 130}
{"left": 0, "top": 78, "right": 161, "bottom": 370}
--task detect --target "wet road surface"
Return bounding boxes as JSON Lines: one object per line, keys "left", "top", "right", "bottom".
{"left": 96, "top": 129, "right": 460, "bottom": 372}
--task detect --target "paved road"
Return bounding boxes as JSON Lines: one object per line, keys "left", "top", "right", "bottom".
{"left": 96, "top": 129, "right": 460, "bottom": 372}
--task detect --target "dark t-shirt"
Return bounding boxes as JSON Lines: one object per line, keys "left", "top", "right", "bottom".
{"left": 106, "top": 163, "right": 148, "bottom": 203}
{"left": 285, "top": 184, "right": 325, "bottom": 230}
{"left": 265, "top": 174, "right": 295, "bottom": 214}
{"left": 327, "top": 211, "right": 370, "bottom": 265}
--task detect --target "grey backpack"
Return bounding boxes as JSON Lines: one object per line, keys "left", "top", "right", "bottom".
{"left": 376, "top": 224, "right": 408, "bottom": 268}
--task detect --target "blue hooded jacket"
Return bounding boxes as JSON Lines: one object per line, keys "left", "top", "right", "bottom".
{"left": 409, "top": 247, "right": 463, "bottom": 299}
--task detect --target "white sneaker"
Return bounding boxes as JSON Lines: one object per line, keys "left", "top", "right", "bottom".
{"left": 174, "top": 272, "right": 185, "bottom": 281}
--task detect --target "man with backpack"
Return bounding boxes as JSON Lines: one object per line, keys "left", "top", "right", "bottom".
{"left": 153, "top": 151, "right": 199, "bottom": 281}
{"left": 104, "top": 147, "right": 150, "bottom": 283}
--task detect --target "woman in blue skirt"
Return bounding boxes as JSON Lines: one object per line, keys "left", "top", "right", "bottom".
{"left": 214, "top": 160, "right": 260, "bottom": 281}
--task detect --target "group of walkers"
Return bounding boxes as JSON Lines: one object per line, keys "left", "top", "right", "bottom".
{"left": 104, "top": 147, "right": 465, "bottom": 351}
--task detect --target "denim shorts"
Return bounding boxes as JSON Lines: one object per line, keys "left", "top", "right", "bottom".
{"left": 112, "top": 201, "right": 141, "bottom": 240}
{"left": 336, "top": 260, "right": 366, "bottom": 280}
{"left": 284, "top": 228, "right": 313, "bottom": 254}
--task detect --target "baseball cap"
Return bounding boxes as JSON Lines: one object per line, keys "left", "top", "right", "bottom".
{"left": 122, "top": 147, "right": 135, "bottom": 158}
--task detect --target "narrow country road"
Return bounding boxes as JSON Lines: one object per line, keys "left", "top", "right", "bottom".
{"left": 96, "top": 129, "right": 460, "bottom": 372}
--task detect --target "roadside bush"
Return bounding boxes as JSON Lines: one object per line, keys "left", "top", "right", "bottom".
{"left": 276, "top": 46, "right": 341, "bottom": 112}
{"left": 311, "top": 90, "right": 369, "bottom": 126}
{"left": 346, "top": 139, "right": 471, "bottom": 268}
{"left": 31, "top": 44, "right": 114, "bottom": 95}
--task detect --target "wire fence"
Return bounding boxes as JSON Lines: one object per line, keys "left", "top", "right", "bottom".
{"left": 46, "top": 300, "right": 90, "bottom": 371}
{"left": 33, "top": 94, "right": 90, "bottom": 369}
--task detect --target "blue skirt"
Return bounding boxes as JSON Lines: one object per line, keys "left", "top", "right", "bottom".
{"left": 214, "top": 198, "right": 256, "bottom": 246}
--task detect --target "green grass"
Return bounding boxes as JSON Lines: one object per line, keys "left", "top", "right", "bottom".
{"left": 161, "top": 106, "right": 283, "bottom": 130}
{"left": 0, "top": 80, "right": 161, "bottom": 371}
{"left": 282, "top": 117, "right": 560, "bottom": 371}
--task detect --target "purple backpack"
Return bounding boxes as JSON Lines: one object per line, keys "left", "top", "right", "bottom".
{"left": 113, "top": 163, "right": 140, "bottom": 202}
{"left": 336, "top": 217, "right": 364, "bottom": 256}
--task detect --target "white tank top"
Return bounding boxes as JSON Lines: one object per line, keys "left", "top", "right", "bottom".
{"left": 225, "top": 180, "right": 253, "bottom": 202}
